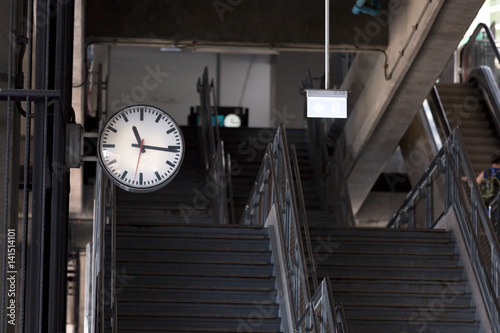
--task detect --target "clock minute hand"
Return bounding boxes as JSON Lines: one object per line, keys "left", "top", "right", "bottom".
{"left": 131, "top": 143, "right": 180, "bottom": 153}
{"left": 132, "top": 126, "right": 146, "bottom": 153}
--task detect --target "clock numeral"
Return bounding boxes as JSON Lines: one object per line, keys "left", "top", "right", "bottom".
{"left": 166, "top": 161, "right": 175, "bottom": 168}
{"left": 122, "top": 114, "right": 129, "bottom": 122}
{"left": 140, "top": 109, "right": 144, "bottom": 121}
{"left": 107, "top": 159, "right": 117, "bottom": 165}
{"left": 103, "top": 144, "right": 115, "bottom": 148}
{"left": 166, "top": 128, "right": 176, "bottom": 134}
{"left": 120, "top": 171, "right": 128, "bottom": 180}
{"left": 109, "top": 127, "right": 117, "bottom": 133}
{"left": 155, "top": 114, "right": 162, "bottom": 123}
{"left": 155, "top": 171, "right": 162, "bottom": 181}
{"left": 139, "top": 173, "right": 143, "bottom": 185}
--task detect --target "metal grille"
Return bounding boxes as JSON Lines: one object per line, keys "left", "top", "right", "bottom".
{"left": 1, "top": 0, "right": 74, "bottom": 332}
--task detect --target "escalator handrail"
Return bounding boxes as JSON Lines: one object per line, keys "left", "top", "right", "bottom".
{"left": 460, "top": 23, "right": 500, "bottom": 81}
{"left": 430, "top": 85, "right": 451, "bottom": 137}
{"left": 468, "top": 66, "right": 500, "bottom": 141}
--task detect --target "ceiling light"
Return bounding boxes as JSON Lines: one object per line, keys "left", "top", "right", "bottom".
{"left": 192, "top": 45, "right": 278, "bottom": 55}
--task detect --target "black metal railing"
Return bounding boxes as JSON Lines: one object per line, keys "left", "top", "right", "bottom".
{"left": 388, "top": 129, "right": 500, "bottom": 331}
{"left": 86, "top": 162, "right": 115, "bottom": 333}
{"left": 460, "top": 23, "right": 500, "bottom": 84}
{"left": 296, "top": 277, "right": 348, "bottom": 333}
{"left": 197, "top": 67, "right": 233, "bottom": 223}
{"left": 488, "top": 193, "right": 500, "bottom": 237}
{"left": 241, "top": 124, "right": 347, "bottom": 332}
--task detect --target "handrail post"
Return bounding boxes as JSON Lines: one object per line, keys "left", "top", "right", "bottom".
{"left": 242, "top": 125, "right": 345, "bottom": 332}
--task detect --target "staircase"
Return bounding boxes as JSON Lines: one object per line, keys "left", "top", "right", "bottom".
{"left": 112, "top": 223, "right": 281, "bottom": 332}
{"left": 436, "top": 82, "right": 500, "bottom": 174}
{"left": 309, "top": 226, "right": 481, "bottom": 333}
{"left": 107, "top": 126, "right": 282, "bottom": 332}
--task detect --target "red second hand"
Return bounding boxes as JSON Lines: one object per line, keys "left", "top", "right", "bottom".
{"left": 134, "top": 138, "right": 144, "bottom": 182}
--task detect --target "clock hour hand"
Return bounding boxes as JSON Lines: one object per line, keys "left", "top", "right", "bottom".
{"left": 132, "top": 126, "right": 146, "bottom": 153}
{"left": 131, "top": 143, "right": 180, "bottom": 153}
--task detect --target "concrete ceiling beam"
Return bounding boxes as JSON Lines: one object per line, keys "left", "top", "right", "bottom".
{"left": 341, "top": 0, "right": 485, "bottom": 215}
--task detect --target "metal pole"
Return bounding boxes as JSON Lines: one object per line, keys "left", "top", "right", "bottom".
{"left": 325, "top": 0, "right": 329, "bottom": 90}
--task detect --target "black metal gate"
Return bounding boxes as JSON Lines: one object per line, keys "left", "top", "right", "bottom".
{"left": 0, "top": 0, "right": 74, "bottom": 332}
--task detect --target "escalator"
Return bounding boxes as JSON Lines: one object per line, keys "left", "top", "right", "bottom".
{"left": 435, "top": 80, "right": 500, "bottom": 175}
{"left": 403, "top": 24, "right": 500, "bottom": 184}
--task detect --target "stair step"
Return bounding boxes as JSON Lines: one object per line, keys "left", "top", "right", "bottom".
{"left": 317, "top": 266, "right": 463, "bottom": 280}
{"left": 121, "top": 274, "right": 276, "bottom": 289}
{"left": 115, "top": 224, "right": 268, "bottom": 235}
{"left": 311, "top": 239, "right": 455, "bottom": 255}
{"left": 116, "top": 316, "right": 282, "bottom": 332}
{"left": 334, "top": 291, "right": 473, "bottom": 307}
{"left": 307, "top": 227, "right": 450, "bottom": 239}
{"left": 118, "top": 287, "right": 277, "bottom": 303}
{"left": 345, "top": 320, "right": 479, "bottom": 333}
{"left": 318, "top": 253, "right": 459, "bottom": 266}
{"left": 327, "top": 278, "right": 468, "bottom": 294}
{"left": 116, "top": 248, "right": 272, "bottom": 263}
{"left": 462, "top": 136, "right": 500, "bottom": 146}
{"left": 117, "top": 301, "right": 279, "bottom": 316}
{"left": 116, "top": 236, "right": 271, "bottom": 251}
{"left": 116, "top": 261, "right": 274, "bottom": 276}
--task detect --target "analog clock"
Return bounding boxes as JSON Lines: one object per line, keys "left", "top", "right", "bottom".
{"left": 97, "top": 105, "right": 185, "bottom": 193}
{"left": 223, "top": 113, "right": 241, "bottom": 128}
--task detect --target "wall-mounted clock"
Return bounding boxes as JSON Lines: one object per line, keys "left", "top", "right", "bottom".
{"left": 97, "top": 105, "right": 185, "bottom": 193}
{"left": 223, "top": 113, "right": 241, "bottom": 128}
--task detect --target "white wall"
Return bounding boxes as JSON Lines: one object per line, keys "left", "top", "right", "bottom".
{"left": 107, "top": 47, "right": 273, "bottom": 127}
{"left": 219, "top": 54, "right": 271, "bottom": 127}
{"left": 108, "top": 46, "right": 217, "bottom": 126}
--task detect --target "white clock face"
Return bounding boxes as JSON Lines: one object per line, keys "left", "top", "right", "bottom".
{"left": 223, "top": 113, "right": 241, "bottom": 127}
{"left": 97, "top": 105, "right": 185, "bottom": 192}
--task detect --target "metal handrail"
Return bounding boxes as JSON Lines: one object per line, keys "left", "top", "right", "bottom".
{"left": 226, "top": 153, "right": 236, "bottom": 224}
{"left": 488, "top": 193, "right": 500, "bottom": 237}
{"left": 296, "top": 277, "right": 348, "bottom": 333}
{"left": 387, "top": 129, "right": 500, "bottom": 331}
{"left": 209, "top": 141, "right": 230, "bottom": 224}
{"left": 197, "top": 67, "right": 233, "bottom": 223}
{"left": 197, "top": 67, "right": 216, "bottom": 172}
{"left": 460, "top": 23, "right": 500, "bottom": 82}
{"left": 429, "top": 85, "right": 451, "bottom": 138}
{"left": 291, "top": 144, "right": 318, "bottom": 291}
{"left": 241, "top": 124, "right": 346, "bottom": 332}
{"left": 87, "top": 160, "right": 115, "bottom": 333}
